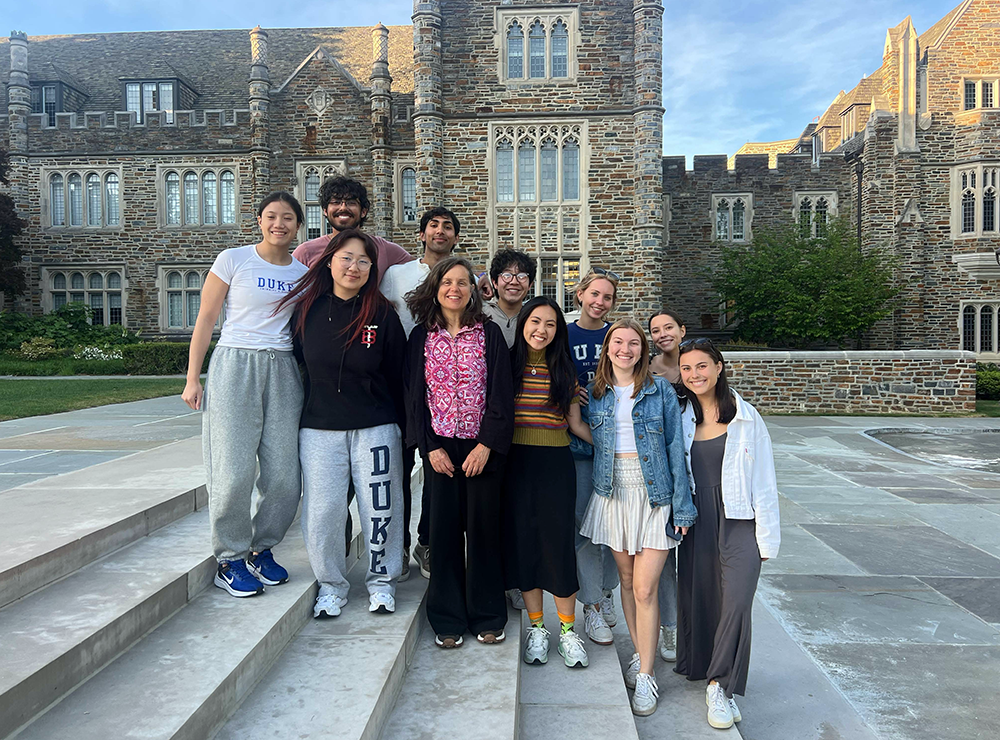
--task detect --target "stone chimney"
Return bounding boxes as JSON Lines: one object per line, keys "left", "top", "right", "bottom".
{"left": 370, "top": 23, "right": 394, "bottom": 235}
{"left": 248, "top": 26, "right": 272, "bottom": 203}
{"left": 412, "top": 0, "right": 444, "bottom": 210}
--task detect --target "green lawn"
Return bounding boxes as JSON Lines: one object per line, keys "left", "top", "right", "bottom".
{"left": 0, "top": 378, "right": 185, "bottom": 421}
{"left": 976, "top": 399, "right": 1000, "bottom": 417}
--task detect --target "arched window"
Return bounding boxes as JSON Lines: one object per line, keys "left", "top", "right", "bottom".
{"left": 401, "top": 167, "right": 417, "bottom": 222}
{"left": 167, "top": 271, "right": 183, "bottom": 327}
{"left": 962, "top": 191, "right": 976, "bottom": 233}
{"left": 815, "top": 197, "right": 829, "bottom": 237}
{"left": 67, "top": 173, "right": 83, "bottom": 226}
{"left": 518, "top": 140, "right": 536, "bottom": 201}
{"left": 715, "top": 199, "right": 730, "bottom": 241}
{"left": 165, "top": 172, "right": 181, "bottom": 225}
{"left": 220, "top": 171, "right": 236, "bottom": 224}
{"left": 107, "top": 271, "right": 123, "bottom": 325}
{"left": 529, "top": 22, "right": 546, "bottom": 78}
{"left": 183, "top": 172, "right": 199, "bottom": 224}
{"left": 799, "top": 197, "right": 813, "bottom": 237}
{"left": 981, "top": 305, "right": 995, "bottom": 353}
{"left": 562, "top": 138, "right": 579, "bottom": 201}
{"left": 50, "top": 174, "right": 65, "bottom": 226}
{"left": 496, "top": 140, "right": 514, "bottom": 202}
{"left": 507, "top": 22, "right": 524, "bottom": 79}
{"left": 732, "top": 199, "right": 746, "bottom": 241}
{"left": 551, "top": 21, "right": 569, "bottom": 78}
{"left": 963, "top": 305, "right": 977, "bottom": 351}
{"left": 86, "top": 174, "right": 101, "bottom": 226}
{"left": 202, "top": 172, "right": 217, "bottom": 225}
{"left": 52, "top": 272, "right": 67, "bottom": 309}
{"left": 186, "top": 272, "right": 202, "bottom": 327}
{"left": 540, "top": 138, "right": 558, "bottom": 202}
{"left": 105, "top": 174, "right": 120, "bottom": 226}
{"left": 165, "top": 269, "right": 204, "bottom": 328}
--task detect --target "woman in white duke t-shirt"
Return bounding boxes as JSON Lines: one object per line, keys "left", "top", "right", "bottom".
{"left": 183, "top": 192, "right": 310, "bottom": 598}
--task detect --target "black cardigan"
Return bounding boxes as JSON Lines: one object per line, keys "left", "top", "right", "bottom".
{"left": 404, "top": 320, "right": 514, "bottom": 458}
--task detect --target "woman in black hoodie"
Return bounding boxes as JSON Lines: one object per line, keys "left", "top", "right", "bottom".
{"left": 278, "top": 228, "right": 406, "bottom": 618}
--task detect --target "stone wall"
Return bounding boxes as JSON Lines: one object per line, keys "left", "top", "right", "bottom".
{"left": 724, "top": 350, "right": 976, "bottom": 415}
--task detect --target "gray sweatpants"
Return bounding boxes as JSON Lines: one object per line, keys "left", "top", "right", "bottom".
{"left": 300, "top": 424, "right": 403, "bottom": 601}
{"left": 203, "top": 346, "right": 304, "bottom": 562}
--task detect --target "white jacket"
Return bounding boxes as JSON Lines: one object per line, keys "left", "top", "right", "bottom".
{"left": 681, "top": 390, "right": 781, "bottom": 559}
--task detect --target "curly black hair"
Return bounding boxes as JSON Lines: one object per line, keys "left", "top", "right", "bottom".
{"left": 317, "top": 176, "right": 370, "bottom": 227}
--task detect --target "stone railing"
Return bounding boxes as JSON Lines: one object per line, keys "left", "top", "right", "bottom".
{"left": 722, "top": 350, "right": 976, "bottom": 415}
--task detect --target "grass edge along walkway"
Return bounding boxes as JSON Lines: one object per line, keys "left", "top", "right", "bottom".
{"left": 0, "top": 377, "right": 186, "bottom": 421}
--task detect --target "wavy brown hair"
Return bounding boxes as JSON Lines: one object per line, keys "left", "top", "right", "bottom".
{"left": 405, "top": 256, "right": 488, "bottom": 330}
{"left": 591, "top": 318, "right": 654, "bottom": 400}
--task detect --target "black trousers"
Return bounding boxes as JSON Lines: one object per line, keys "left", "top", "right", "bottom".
{"left": 425, "top": 437, "right": 507, "bottom": 636}
{"left": 402, "top": 444, "right": 430, "bottom": 550}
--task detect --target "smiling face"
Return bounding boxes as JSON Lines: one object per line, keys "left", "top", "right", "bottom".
{"left": 577, "top": 278, "right": 616, "bottom": 323}
{"left": 650, "top": 314, "right": 686, "bottom": 355}
{"left": 608, "top": 327, "right": 643, "bottom": 376}
{"left": 328, "top": 237, "right": 372, "bottom": 298}
{"left": 420, "top": 215, "right": 458, "bottom": 257}
{"left": 523, "top": 304, "right": 558, "bottom": 352}
{"left": 496, "top": 262, "right": 531, "bottom": 309}
{"left": 437, "top": 264, "right": 473, "bottom": 314}
{"left": 258, "top": 199, "right": 300, "bottom": 249}
{"left": 679, "top": 349, "right": 723, "bottom": 399}
{"left": 324, "top": 195, "right": 367, "bottom": 233}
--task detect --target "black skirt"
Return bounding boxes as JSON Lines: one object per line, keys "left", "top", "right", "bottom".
{"left": 502, "top": 443, "right": 580, "bottom": 598}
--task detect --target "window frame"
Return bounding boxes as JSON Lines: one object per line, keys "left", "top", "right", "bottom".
{"left": 122, "top": 79, "right": 180, "bottom": 123}
{"left": 792, "top": 191, "right": 839, "bottom": 238}
{"left": 31, "top": 83, "right": 61, "bottom": 127}
{"left": 41, "top": 265, "right": 127, "bottom": 326}
{"left": 293, "top": 160, "right": 349, "bottom": 243}
{"left": 710, "top": 194, "right": 754, "bottom": 244}
{"left": 951, "top": 162, "right": 1000, "bottom": 239}
{"left": 156, "top": 164, "right": 240, "bottom": 229}
{"left": 960, "top": 78, "right": 1000, "bottom": 112}
{"left": 157, "top": 265, "right": 220, "bottom": 333}
{"left": 495, "top": 7, "right": 580, "bottom": 85}
{"left": 394, "top": 158, "right": 419, "bottom": 226}
{"left": 959, "top": 301, "right": 1000, "bottom": 358}
{"left": 41, "top": 167, "right": 124, "bottom": 230}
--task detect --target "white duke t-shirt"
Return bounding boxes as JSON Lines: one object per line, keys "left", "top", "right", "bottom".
{"left": 210, "top": 244, "right": 309, "bottom": 351}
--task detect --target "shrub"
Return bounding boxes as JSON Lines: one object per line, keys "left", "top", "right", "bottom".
{"left": 977, "top": 363, "right": 1000, "bottom": 400}
{"left": 0, "top": 342, "right": 213, "bottom": 376}
{"left": 0, "top": 303, "right": 140, "bottom": 352}
{"left": 19, "top": 337, "right": 64, "bottom": 361}
{"left": 72, "top": 345, "right": 125, "bottom": 361}
{"left": 121, "top": 342, "right": 212, "bottom": 375}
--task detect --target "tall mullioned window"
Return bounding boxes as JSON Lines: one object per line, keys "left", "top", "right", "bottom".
{"left": 125, "top": 80, "right": 177, "bottom": 123}
{"left": 401, "top": 167, "right": 417, "bottom": 223}
{"left": 157, "top": 266, "right": 223, "bottom": 332}
{"left": 498, "top": 9, "right": 579, "bottom": 83}
{"left": 31, "top": 84, "right": 58, "bottom": 126}
{"left": 295, "top": 161, "right": 347, "bottom": 242}
{"left": 46, "top": 170, "right": 122, "bottom": 228}
{"left": 161, "top": 167, "right": 237, "bottom": 228}
{"left": 712, "top": 195, "right": 752, "bottom": 243}
{"left": 954, "top": 164, "right": 1000, "bottom": 238}
{"left": 507, "top": 22, "right": 524, "bottom": 79}
{"left": 962, "top": 302, "right": 1000, "bottom": 355}
{"left": 46, "top": 268, "right": 124, "bottom": 325}
{"left": 793, "top": 192, "right": 837, "bottom": 239}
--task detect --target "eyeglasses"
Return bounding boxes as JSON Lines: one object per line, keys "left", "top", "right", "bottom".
{"left": 589, "top": 267, "right": 622, "bottom": 283}
{"left": 499, "top": 271, "right": 530, "bottom": 283}
{"left": 334, "top": 255, "right": 373, "bottom": 271}
{"left": 328, "top": 198, "right": 361, "bottom": 209}
{"left": 679, "top": 337, "right": 715, "bottom": 350}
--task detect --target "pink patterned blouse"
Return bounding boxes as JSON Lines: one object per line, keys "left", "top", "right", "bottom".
{"left": 424, "top": 323, "right": 488, "bottom": 440}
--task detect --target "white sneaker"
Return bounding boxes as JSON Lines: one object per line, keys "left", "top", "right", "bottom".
{"left": 523, "top": 624, "right": 550, "bottom": 665}
{"left": 557, "top": 629, "right": 589, "bottom": 668}
{"left": 631, "top": 673, "right": 659, "bottom": 716}
{"left": 707, "top": 683, "right": 734, "bottom": 729}
{"left": 369, "top": 592, "right": 395, "bottom": 614}
{"left": 507, "top": 589, "right": 526, "bottom": 610}
{"left": 314, "top": 592, "right": 347, "bottom": 618}
{"left": 599, "top": 590, "right": 618, "bottom": 627}
{"left": 729, "top": 696, "right": 742, "bottom": 723}
{"left": 624, "top": 651, "right": 641, "bottom": 689}
{"left": 658, "top": 625, "right": 676, "bottom": 662}
{"left": 584, "top": 605, "right": 614, "bottom": 645}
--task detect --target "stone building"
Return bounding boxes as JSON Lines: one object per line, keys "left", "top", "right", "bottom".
{"left": 0, "top": 0, "right": 664, "bottom": 335}
{"left": 664, "top": 0, "right": 1000, "bottom": 356}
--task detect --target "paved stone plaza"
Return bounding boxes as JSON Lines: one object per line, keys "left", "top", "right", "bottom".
{"left": 1, "top": 396, "right": 998, "bottom": 739}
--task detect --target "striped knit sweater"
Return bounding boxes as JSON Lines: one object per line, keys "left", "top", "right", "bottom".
{"left": 512, "top": 348, "right": 577, "bottom": 447}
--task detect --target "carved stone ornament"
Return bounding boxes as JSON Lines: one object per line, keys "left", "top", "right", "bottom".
{"left": 306, "top": 88, "right": 334, "bottom": 116}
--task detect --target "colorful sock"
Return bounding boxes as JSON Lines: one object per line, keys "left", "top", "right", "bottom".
{"left": 528, "top": 610, "right": 544, "bottom": 628}
{"left": 558, "top": 611, "right": 575, "bottom": 634}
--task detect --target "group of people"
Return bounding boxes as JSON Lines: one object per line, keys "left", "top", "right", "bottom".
{"left": 181, "top": 176, "right": 781, "bottom": 730}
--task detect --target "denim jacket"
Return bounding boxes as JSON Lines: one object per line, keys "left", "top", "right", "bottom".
{"left": 589, "top": 376, "right": 697, "bottom": 528}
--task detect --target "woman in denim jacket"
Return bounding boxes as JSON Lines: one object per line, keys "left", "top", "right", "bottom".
{"left": 674, "top": 338, "right": 780, "bottom": 731}
{"left": 580, "top": 319, "right": 696, "bottom": 717}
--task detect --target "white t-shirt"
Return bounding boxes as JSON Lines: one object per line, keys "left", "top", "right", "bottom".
{"left": 210, "top": 244, "right": 309, "bottom": 350}
{"left": 380, "top": 259, "right": 431, "bottom": 338}
{"left": 613, "top": 383, "right": 637, "bottom": 454}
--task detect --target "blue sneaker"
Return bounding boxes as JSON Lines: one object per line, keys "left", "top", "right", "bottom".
{"left": 215, "top": 560, "right": 264, "bottom": 598}
{"left": 246, "top": 549, "right": 289, "bottom": 586}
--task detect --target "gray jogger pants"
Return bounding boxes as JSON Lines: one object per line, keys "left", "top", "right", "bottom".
{"left": 203, "top": 346, "right": 304, "bottom": 562}
{"left": 299, "top": 424, "right": 403, "bottom": 601}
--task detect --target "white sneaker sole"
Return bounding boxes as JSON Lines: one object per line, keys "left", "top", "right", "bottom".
{"left": 558, "top": 645, "right": 589, "bottom": 668}
{"left": 586, "top": 629, "right": 614, "bottom": 646}
{"left": 707, "top": 692, "right": 735, "bottom": 728}
{"left": 632, "top": 701, "right": 657, "bottom": 717}
{"left": 523, "top": 652, "right": 548, "bottom": 665}
{"left": 214, "top": 573, "right": 263, "bottom": 598}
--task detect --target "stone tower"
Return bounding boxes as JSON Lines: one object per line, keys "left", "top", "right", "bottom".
{"left": 370, "top": 23, "right": 394, "bottom": 236}
{"left": 412, "top": 0, "right": 444, "bottom": 212}
{"left": 248, "top": 26, "right": 272, "bottom": 205}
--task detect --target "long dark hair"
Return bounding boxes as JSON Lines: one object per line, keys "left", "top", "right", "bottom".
{"left": 511, "top": 296, "right": 577, "bottom": 416}
{"left": 276, "top": 228, "right": 387, "bottom": 345}
{"left": 405, "top": 256, "right": 488, "bottom": 329}
{"left": 677, "top": 338, "right": 737, "bottom": 424}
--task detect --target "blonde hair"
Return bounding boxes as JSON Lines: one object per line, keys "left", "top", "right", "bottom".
{"left": 591, "top": 318, "right": 654, "bottom": 400}
{"left": 573, "top": 270, "right": 619, "bottom": 308}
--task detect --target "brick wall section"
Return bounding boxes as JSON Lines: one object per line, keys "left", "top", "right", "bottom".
{"left": 724, "top": 351, "right": 977, "bottom": 414}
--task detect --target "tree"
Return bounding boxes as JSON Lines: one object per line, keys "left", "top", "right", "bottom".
{"left": 710, "top": 216, "right": 902, "bottom": 349}
{"left": 0, "top": 148, "right": 27, "bottom": 301}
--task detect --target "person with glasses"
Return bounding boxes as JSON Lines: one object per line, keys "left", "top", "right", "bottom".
{"left": 292, "top": 176, "right": 412, "bottom": 280}
{"left": 276, "top": 229, "right": 407, "bottom": 619}
{"left": 484, "top": 248, "right": 537, "bottom": 348}
{"left": 567, "top": 269, "right": 622, "bottom": 646}
{"left": 675, "top": 338, "right": 779, "bottom": 730}
{"left": 182, "top": 192, "right": 310, "bottom": 598}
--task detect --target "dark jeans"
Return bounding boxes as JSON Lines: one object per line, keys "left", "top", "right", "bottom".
{"left": 425, "top": 437, "right": 507, "bottom": 636}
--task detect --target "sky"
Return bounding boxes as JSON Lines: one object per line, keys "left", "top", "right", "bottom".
{"left": 6, "top": 0, "right": 959, "bottom": 160}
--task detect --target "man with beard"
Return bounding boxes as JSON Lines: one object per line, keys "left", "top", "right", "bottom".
{"left": 380, "top": 207, "right": 461, "bottom": 580}
{"left": 292, "top": 176, "right": 412, "bottom": 277}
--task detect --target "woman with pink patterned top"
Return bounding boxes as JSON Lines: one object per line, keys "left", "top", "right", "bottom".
{"left": 405, "top": 256, "right": 514, "bottom": 649}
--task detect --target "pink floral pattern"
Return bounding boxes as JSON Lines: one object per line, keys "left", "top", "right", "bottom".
{"left": 425, "top": 323, "right": 488, "bottom": 440}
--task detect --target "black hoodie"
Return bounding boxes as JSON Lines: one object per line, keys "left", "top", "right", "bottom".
{"left": 295, "top": 292, "right": 406, "bottom": 431}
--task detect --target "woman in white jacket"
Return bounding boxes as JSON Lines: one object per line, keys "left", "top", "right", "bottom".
{"left": 673, "top": 338, "right": 780, "bottom": 731}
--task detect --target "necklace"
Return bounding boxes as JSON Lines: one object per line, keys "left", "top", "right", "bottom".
{"left": 527, "top": 362, "right": 544, "bottom": 376}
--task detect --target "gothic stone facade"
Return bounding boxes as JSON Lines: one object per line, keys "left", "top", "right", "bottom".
{"left": 1, "top": 0, "right": 664, "bottom": 335}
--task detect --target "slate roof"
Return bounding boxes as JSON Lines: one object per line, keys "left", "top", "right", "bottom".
{"left": 728, "top": 139, "right": 798, "bottom": 169}
{"left": 0, "top": 25, "right": 414, "bottom": 111}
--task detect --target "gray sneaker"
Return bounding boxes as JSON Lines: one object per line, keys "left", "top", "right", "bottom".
{"left": 399, "top": 547, "right": 411, "bottom": 582}
{"left": 523, "top": 624, "right": 550, "bottom": 665}
{"left": 707, "top": 683, "right": 734, "bottom": 729}
{"left": 658, "top": 625, "right": 676, "bottom": 662}
{"left": 631, "top": 673, "right": 659, "bottom": 716}
{"left": 624, "top": 651, "right": 641, "bottom": 689}
{"left": 584, "top": 604, "right": 614, "bottom": 645}
{"left": 507, "top": 588, "right": 526, "bottom": 610}
{"left": 413, "top": 542, "right": 431, "bottom": 579}
{"left": 599, "top": 590, "right": 618, "bottom": 627}
{"left": 557, "top": 629, "right": 589, "bottom": 668}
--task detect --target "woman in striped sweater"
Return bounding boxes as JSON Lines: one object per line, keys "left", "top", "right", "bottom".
{"left": 502, "top": 296, "right": 595, "bottom": 669}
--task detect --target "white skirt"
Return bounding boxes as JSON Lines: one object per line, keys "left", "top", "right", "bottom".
{"left": 580, "top": 457, "right": 678, "bottom": 555}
